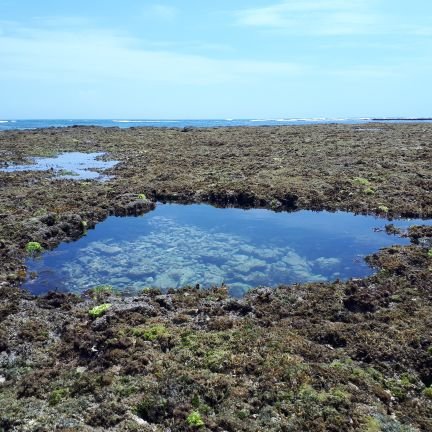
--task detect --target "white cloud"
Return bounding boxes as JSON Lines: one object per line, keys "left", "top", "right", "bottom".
{"left": 1, "top": 17, "right": 430, "bottom": 118}
{"left": 0, "top": 24, "right": 303, "bottom": 87}
{"left": 236, "top": 0, "right": 379, "bottom": 36}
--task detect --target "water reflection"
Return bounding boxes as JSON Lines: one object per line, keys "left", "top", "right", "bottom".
{"left": 0, "top": 152, "right": 118, "bottom": 180}
{"left": 24, "top": 204, "right": 429, "bottom": 297}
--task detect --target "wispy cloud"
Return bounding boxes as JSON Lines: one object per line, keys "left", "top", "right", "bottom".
{"left": 143, "top": 4, "right": 179, "bottom": 21}
{"left": 1, "top": 13, "right": 430, "bottom": 118}
{"left": 235, "top": 0, "right": 376, "bottom": 35}
{"left": 0, "top": 19, "right": 316, "bottom": 118}
{"left": 2, "top": 18, "right": 428, "bottom": 92}
{"left": 0, "top": 22, "right": 303, "bottom": 87}
{"left": 234, "top": 0, "right": 432, "bottom": 37}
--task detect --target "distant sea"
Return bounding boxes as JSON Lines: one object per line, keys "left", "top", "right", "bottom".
{"left": 1, "top": 118, "right": 432, "bottom": 131}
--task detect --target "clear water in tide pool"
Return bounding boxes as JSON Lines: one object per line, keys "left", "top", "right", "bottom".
{"left": 0, "top": 152, "right": 118, "bottom": 180}
{"left": 23, "top": 204, "right": 430, "bottom": 297}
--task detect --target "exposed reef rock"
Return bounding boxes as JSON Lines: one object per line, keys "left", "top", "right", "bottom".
{"left": 0, "top": 124, "right": 431, "bottom": 430}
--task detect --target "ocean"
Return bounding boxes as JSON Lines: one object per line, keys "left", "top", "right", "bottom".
{"left": 1, "top": 118, "right": 431, "bottom": 131}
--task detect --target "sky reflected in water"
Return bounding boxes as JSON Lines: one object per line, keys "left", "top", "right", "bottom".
{"left": 23, "top": 204, "right": 429, "bottom": 297}
{"left": 0, "top": 152, "right": 117, "bottom": 180}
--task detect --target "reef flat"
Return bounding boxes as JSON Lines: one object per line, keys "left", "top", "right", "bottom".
{"left": 0, "top": 123, "right": 431, "bottom": 431}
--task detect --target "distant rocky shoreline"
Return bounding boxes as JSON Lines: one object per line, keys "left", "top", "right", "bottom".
{"left": 372, "top": 117, "right": 432, "bottom": 121}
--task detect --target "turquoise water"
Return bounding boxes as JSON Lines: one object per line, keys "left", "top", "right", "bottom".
{"left": 1, "top": 118, "right": 431, "bottom": 131}
{"left": 0, "top": 152, "right": 118, "bottom": 180}
{"left": 23, "top": 204, "right": 429, "bottom": 297}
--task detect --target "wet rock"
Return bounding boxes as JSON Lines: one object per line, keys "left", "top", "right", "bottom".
{"left": 112, "top": 195, "right": 155, "bottom": 217}
{"left": 343, "top": 295, "right": 376, "bottom": 313}
{"left": 385, "top": 223, "right": 402, "bottom": 236}
{"left": 278, "top": 192, "right": 299, "bottom": 209}
{"left": 91, "top": 315, "right": 109, "bottom": 331}
{"left": 109, "top": 299, "right": 158, "bottom": 318}
{"left": 154, "top": 295, "right": 174, "bottom": 310}
{"left": 408, "top": 225, "right": 432, "bottom": 242}
{"left": 39, "top": 213, "right": 56, "bottom": 226}
{"left": 223, "top": 299, "right": 254, "bottom": 315}
{"left": 58, "top": 214, "right": 84, "bottom": 237}
{"left": 36, "top": 291, "right": 79, "bottom": 309}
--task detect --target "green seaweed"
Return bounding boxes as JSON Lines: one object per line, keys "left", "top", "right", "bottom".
{"left": 88, "top": 303, "right": 111, "bottom": 318}
{"left": 423, "top": 386, "right": 432, "bottom": 399}
{"left": 48, "top": 388, "right": 68, "bottom": 406}
{"left": 352, "top": 177, "right": 371, "bottom": 186}
{"left": 25, "top": 241, "right": 43, "bottom": 255}
{"left": 131, "top": 324, "right": 168, "bottom": 341}
{"left": 186, "top": 411, "right": 205, "bottom": 428}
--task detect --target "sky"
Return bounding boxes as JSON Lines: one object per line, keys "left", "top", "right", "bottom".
{"left": 0, "top": 0, "right": 431, "bottom": 119}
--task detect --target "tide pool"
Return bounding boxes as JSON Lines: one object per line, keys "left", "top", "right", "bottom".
{"left": 0, "top": 152, "right": 118, "bottom": 180}
{"left": 23, "top": 204, "right": 429, "bottom": 297}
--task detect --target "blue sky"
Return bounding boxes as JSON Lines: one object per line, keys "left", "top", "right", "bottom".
{"left": 0, "top": 0, "right": 431, "bottom": 118}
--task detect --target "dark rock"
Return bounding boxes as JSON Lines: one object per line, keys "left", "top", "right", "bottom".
{"left": 154, "top": 295, "right": 174, "bottom": 310}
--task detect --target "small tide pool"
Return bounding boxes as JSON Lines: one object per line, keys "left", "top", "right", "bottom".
{"left": 23, "top": 204, "right": 430, "bottom": 297}
{"left": 0, "top": 152, "right": 118, "bottom": 180}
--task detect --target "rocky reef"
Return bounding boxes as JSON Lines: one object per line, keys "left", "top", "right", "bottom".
{"left": 0, "top": 123, "right": 431, "bottom": 430}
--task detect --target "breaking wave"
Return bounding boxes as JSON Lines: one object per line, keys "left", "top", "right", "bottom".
{"left": 112, "top": 120, "right": 180, "bottom": 123}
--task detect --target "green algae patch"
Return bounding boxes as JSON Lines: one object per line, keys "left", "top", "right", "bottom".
{"left": 48, "top": 388, "right": 69, "bottom": 406}
{"left": 423, "top": 386, "right": 432, "bottom": 399}
{"left": 352, "top": 177, "right": 378, "bottom": 196}
{"left": 131, "top": 324, "right": 169, "bottom": 341}
{"left": 88, "top": 303, "right": 111, "bottom": 318}
{"left": 352, "top": 177, "right": 371, "bottom": 187}
{"left": 25, "top": 241, "right": 43, "bottom": 255}
{"left": 186, "top": 411, "right": 205, "bottom": 428}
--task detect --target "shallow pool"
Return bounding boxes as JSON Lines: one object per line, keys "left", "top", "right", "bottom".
{"left": 23, "top": 204, "right": 429, "bottom": 297}
{"left": 0, "top": 152, "right": 118, "bottom": 180}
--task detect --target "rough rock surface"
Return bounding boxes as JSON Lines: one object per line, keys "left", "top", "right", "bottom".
{"left": 0, "top": 124, "right": 431, "bottom": 431}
